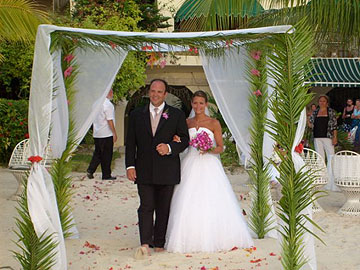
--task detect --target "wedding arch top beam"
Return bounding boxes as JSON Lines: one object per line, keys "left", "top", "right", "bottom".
{"left": 48, "top": 24, "right": 292, "bottom": 52}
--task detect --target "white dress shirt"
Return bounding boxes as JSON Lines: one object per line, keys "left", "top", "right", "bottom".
{"left": 93, "top": 98, "right": 115, "bottom": 138}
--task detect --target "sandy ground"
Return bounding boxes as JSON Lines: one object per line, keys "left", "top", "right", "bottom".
{"left": 1, "top": 154, "right": 360, "bottom": 270}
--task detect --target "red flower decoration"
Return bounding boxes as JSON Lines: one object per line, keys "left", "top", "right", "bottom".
{"left": 64, "top": 54, "right": 74, "bottom": 64}
{"left": 24, "top": 133, "right": 29, "bottom": 138}
{"left": 28, "top": 156, "right": 43, "bottom": 163}
{"left": 226, "top": 39, "right": 233, "bottom": 47}
{"left": 109, "top": 42, "right": 117, "bottom": 49}
{"left": 64, "top": 66, "right": 73, "bottom": 78}
{"left": 19, "top": 122, "right": 24, "bottom": 126}
{"left": 251, "top": 68, "right": 261, "bottom": 77}
{"left": 295, "top": 143, "right": 304, "bottom": 154}
{"left": 142, "top": 45, "right": 153, "bottom": 51}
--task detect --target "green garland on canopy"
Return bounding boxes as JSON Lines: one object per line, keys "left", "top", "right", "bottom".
{"left": 49, "top": 28, "right": 274, "bottom": 56}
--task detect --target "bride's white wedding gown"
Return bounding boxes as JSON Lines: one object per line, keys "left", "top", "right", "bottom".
{"left": 165, "top": 127, "right": 254, "bottom": 253}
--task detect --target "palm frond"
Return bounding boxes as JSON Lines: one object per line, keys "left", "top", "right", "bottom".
{"left": 256, "top": 0, "right": 360, "bottom": 49}
{"left": 176, "top": 0, "right": 265, "bottom": 31}
{"left": 265, "top": 20, "right": 323, "bottom": 269}
{"left": 0, "top": 0, "right": 49, "bottom": 42}
{"left": 12, "top": 174, "right": 58, "bottom": 270}
{"left": 246, "top": 44, "right": 275, "bottom": 238}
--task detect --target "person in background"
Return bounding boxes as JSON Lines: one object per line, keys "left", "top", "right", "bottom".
{"left": 87, "top": 89, "right": 117, "bottom": 180}
{"left": 342, "top": 98, "right": 354, "bottom": 132}
{"left": 351, "top": 99, "right": 360, "bottom": 147}
{"left": 309, "top": 95, "right": 337, "bottom": 162}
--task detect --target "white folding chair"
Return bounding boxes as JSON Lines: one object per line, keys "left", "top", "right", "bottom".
{"left": 301, "top": 148, "right": 328, "bottom": 212}
{"left": 332, "top": 150, "right": 360, "bottom": 216}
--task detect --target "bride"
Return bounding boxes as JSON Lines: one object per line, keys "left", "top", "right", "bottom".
{"left": 165, "top": 90, "right": 253, "bottom": 253}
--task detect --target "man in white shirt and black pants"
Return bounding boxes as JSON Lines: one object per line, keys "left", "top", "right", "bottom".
{"left": 87, "top": 89, "right": 117, "bottom": 180}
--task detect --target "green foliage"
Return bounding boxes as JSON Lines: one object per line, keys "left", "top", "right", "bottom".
{"left": 266, "top": 21, "right": 323, "bottom": 269}
{"left": 136, "top": 0, "right": 171, "bottom": 31}
{"left": 63, "top": 0, "right": 147, "bottom": 100}
{"left": 0, "top": 0, "right": 48, "bottom": 43}
{"left": 336, "top": 129, "right": 354, "bottom": 151}
{"left": 12, "top": 176, "right": 58, "bottom": 270}
{"left": 0, "top": 41, "right": 34, "bottom": 99}
{"left": 246, "top": 45, "right": 274, "bottom": 239}
{"left": 0, "top": 99, "right": 29, "bottom": 164}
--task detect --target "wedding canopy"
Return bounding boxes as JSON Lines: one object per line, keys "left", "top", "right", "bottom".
{"left": 27, "top": 24, "right": 315, "bottom": 270}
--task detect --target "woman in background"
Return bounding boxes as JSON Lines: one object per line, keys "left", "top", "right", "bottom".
{"left": 351, "top": 99, "right": 360, "bottom": 147}
{"left": 342, "top": 98, "right": 354, "bottom": 132}
{"left": 309, "top": 95, "right": 337, "bottom": 162}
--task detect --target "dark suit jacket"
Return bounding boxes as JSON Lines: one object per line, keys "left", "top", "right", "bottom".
{"left": 125, "top": 103, "right": 189, "bottom": 185}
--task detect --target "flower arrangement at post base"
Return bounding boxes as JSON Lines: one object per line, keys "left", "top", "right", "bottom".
{"left": 189, "top": 131, "right": 214, "bottom": 153}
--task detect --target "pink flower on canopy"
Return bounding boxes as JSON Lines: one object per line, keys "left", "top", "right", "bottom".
{"left": 160, "top": 59, "right": 166, "bottom": 69}
{"left": 251, "top": 50, "right": 261, "bottom": 60}
{"left": 64, "top": 66, "right": 73, "bottom": 78}
{"left": 251, "top": 68, "right": 260, "bottom": 77}
{"left": 253, "top": 90, "right": 262, "bottom": 97}
{"left": 64, "top": 54, "right": 74, "bottom": 64}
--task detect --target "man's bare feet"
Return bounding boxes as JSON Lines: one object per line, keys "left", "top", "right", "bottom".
{"left": 134, "top": 244, "right": 151, "bottom": 259}
{"left": 154, "top": 247, "right": 165, "bottom": 252}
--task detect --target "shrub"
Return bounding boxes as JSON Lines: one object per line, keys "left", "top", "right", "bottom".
{"left": 0, "top": 99, "right": 29, "bottom": 164}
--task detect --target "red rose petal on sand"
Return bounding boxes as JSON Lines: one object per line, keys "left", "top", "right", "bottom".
{"left": 250, "top": 259, "right": 262, "bottom": 263}
{"left": 230, "top": 246, "right": 238, "bottom": 251}
{"left": 269, "top": 252, "right": 276, "bottom": 256}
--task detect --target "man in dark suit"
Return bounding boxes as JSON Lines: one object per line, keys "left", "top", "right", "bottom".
{"left": 125, "top": 79, "right": 189, "bottom": 256}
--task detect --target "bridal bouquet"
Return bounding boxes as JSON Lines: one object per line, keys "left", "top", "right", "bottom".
{"left": 189, "top": 131, "right": 214, "bottom": 152}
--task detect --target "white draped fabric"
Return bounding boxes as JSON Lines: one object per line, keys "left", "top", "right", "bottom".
{"left": 200, "top": 49, "right": 278, "bottom": 239}
{"left": 200, "top": 47, "right": 252, "bottom": 160}
{"left": 27, "top": 24, "right": 317, "bottom": 270}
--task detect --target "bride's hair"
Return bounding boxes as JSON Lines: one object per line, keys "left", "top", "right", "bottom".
{"left": 192, "top": 90, "right": 208, "bottom": 103}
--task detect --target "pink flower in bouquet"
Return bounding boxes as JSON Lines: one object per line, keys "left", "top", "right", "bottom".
{"left": 189, "top": 131, "right": 213, "bottom": 152}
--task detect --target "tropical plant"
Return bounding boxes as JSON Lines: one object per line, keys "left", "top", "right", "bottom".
{"left": 0, "top": 99, "right": 29, "bottom": 164}
{"left": 0, "top": 41, "right": 34, "bottom": 99}
{"left": 0, "top": 0, "right": 48, "bottom": 61}
{"left": 246, "top": 45, "right": 274, "bottom": 239}
{"left": 12, "top": 176, "right": 58, "bottom": 270}
{"left": 266, "top": 21, "right": 323, "bottom": 269}
{"left": 175, "top": 0, "right": 360, "bottom": 53}
{"left": 254, "top": 0, "right": 360, "bottom": 51}
{"left": 174, "top": 0, "right": 264, "bottom": 31}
